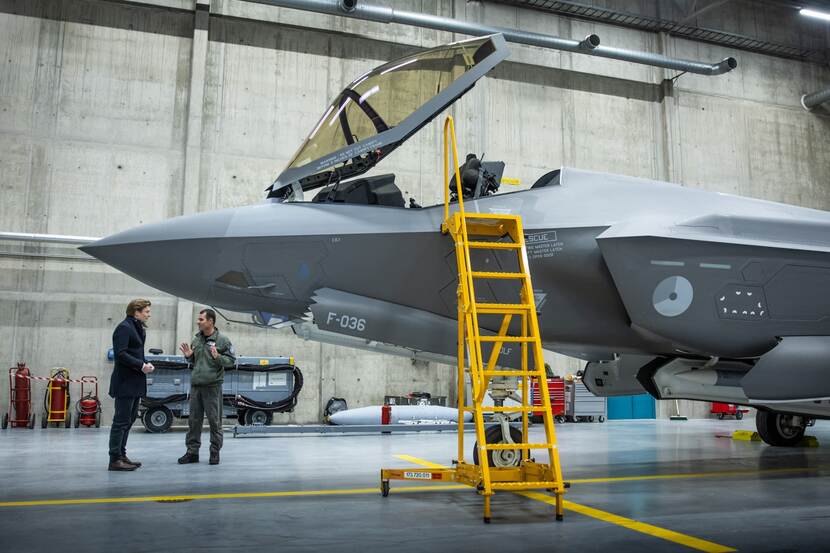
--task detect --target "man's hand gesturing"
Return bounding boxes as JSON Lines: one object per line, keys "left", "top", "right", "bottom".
{"left": 180, "top": 342, "right": 193, "bottom": 357}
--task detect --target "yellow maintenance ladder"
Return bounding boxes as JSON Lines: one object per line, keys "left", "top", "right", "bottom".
{"left": 380, "top": 116, "right": 566, "bottom": 523}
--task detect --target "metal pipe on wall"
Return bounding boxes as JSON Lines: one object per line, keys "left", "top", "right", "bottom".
{"left": 801, "top": 86, "right": 830, "bottom": 110}
{"left": 242, "top": 0, "right": 737, "bottom": 76}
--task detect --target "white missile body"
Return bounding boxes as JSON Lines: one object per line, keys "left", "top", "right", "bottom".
{"left": 328, "top": 405, "right": 472, "bottom": 425}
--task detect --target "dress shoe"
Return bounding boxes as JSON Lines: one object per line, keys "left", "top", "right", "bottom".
{"left": 108, "top": 459, "right": 137, "bottom": 471}
{"left": 121, "top": 456, "right": 141, "bottom": 468}
{"left": 178, "top": 452, "right": 199, "bottom": 464}
{"left": 209, "top": 451, "right": 220, "bottom": 465}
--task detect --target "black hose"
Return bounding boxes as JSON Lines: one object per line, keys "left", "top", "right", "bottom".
{"left": 232, "top": 366, "right": 303, "bottom": 412}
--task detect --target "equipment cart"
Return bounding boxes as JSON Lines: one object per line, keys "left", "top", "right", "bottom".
{"left": 135, "top": 354, "right": 302, "bottom": 433}
{"left": 565, "top": 379, "right": 607, "bottom": 422}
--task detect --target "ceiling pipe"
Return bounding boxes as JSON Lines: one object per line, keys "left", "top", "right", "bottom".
{"left": 0, "top": 232, "right": 98, "bottom": 246}
{"left": 242, "top": 0, "right": 737, "bottom": 75}
{"left": 801, "top": 86, "right": 830, "bottom": 110}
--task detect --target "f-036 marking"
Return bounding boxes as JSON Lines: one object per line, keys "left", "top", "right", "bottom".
{"left": 327, "top": 312, "right": 367, "bottom": 332}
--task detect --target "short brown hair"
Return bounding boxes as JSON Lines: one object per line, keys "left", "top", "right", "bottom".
{"left": 126, "top": 299, "right": 152, "bottom": 316}
{"left": 199, "top": 308, "right": 216, "bottom": 324}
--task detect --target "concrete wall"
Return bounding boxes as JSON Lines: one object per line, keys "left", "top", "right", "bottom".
{"left": 0, "top": 0, "right": 828, "bottom": 424}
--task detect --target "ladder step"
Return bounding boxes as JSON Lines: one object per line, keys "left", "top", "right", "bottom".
{"left": 484, "top": 443, "right": 553, "bottom": 450}
{"left": 461, "top": 213, "right": 520, "bottom": 221}
{"left": 478, "top": 336, "right": 535, "bottom": 343}
{"left": 479, "top": 406, "right": 534, "bottom": 413}
{"left": 470, "top": 271, "right": 525, "bottom": 279}
{"left": 482, "top": 370, "right": 542, "bottom": 377}
{"left": 490, "top": 481, "right": 559, "bottom": 491}
{"left": 475, "top": 303, "right": 533, "bottom": 314}
{"left": 467, "top": 241, "right": 522, "bottom": 250}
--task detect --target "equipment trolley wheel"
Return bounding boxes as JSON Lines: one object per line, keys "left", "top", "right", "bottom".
{"left": 245, "top": 409, "right": 273, "bottom": 426}
{"left": 143, "top": 405, "right": 174, "bottom": 433}
{"left": 1, "top": 413, "right": 7, "bottom": 429}
{"left": 41, "top": 412, "right": 48, "bottom": 429}
{"left": 28, "top": 414, "right": 35, "bottom": 429}
{"left": 381, "top": 481, "right": 390, "bottom": 497}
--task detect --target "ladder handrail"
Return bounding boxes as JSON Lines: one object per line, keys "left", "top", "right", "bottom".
{"left": 443, "top": 116, "right": 465, "bottom": 221}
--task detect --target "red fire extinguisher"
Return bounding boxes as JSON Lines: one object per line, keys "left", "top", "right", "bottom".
{"left": 2, "top": 363, "right": 35, "bottom": 429}
{"left": 43, "top": 368, "right": 71, "bottom": 428}
{"left": 14, "top": 365, "right": 31, "bottom": 424}
{"left": 75, "top": 376, "right": 101, "bottom": 428}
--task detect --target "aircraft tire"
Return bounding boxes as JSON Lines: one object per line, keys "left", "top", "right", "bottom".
{"left": 473, "top": 425, "right": 523, "bottom": 468}
{"left": 756, "top": 410, "right": 805, "bottom": 447}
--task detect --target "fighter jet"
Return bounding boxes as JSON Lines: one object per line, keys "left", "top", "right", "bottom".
{"left": 82, "top": 34, "right": 830, "bottom": 449}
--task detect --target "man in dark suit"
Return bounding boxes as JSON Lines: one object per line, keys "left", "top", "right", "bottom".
{"left": 108, "top": 299, "right": 155, "bottom": 471}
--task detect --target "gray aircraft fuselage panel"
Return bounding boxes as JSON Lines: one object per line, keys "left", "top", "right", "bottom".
{"left": 82, "top": 167, "right": 830, "bottom": 370}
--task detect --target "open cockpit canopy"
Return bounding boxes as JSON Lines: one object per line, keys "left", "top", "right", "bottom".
{"left": 267, "top": 34, "right": 509, "bottom": 201}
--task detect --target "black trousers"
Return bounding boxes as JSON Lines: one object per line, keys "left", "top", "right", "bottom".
{"left": 108, "top": 396, "right": 141, "bottom": 462}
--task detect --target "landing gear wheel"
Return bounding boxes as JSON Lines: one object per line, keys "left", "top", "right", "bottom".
{"left": 245, "top": 409, "right": 273, "bottom": 426}
{"left": 1, "top": 413, "right": 7, "bottom": 429}
{"left": 756, "top": 410, "right": 806, "bottom": 447}
{"left": 473, "top": 425, "right": 524, "bottom": 468}
{"left": 381, "top": 481, "right": 390, "bottom": 497}
{"left": 142, "top": 405, "right": 173, "bottom": 433}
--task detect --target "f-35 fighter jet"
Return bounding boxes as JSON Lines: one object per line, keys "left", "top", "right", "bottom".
{"left": 83, "top": 34, "right": 830, "bottom": 447}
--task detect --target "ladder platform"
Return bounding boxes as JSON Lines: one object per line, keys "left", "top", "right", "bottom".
{"left": 490, "top": 481, "right": 560, "bottom": 491}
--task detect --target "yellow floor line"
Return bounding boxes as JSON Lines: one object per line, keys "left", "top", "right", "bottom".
{"left": 0, "top": 458, "right": 824, "bottom": 511}
{"left": 568, "top": 464, "right": 826, "bottom": 484}
{"left": 520, "top": 491, "right": 735, "bottom": 553}
{"left": 394, "top": 454, "right": 448, "bottom": 469}
{"left": 399, "top": 455, "right": 736, "bottom": 553}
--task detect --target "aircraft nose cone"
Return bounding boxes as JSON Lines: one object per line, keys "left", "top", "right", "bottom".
{"left": 80, "top": 209, "right": 236, "bottom": 302}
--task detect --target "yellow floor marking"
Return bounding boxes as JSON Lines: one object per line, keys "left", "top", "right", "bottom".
{"left": 568, "top": 464, "right": 825, "bottom": 484}
{"left": 398, "top": 455, "right": 736, "bottom": 553}
{"left": 520, "top": 491, "right": 735, "bottom": 553}
{"left": 0, "top": 457, "right": 824, "bottom": 514}
{"left": 394, "top": 454, "right": 448, "bottom": 469}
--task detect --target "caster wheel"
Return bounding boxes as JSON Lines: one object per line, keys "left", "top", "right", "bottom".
{"left": 381, "top": 481, "right": 390, "bottom": 497}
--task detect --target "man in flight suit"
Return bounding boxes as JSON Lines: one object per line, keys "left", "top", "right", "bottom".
{"left": 177, "top": 308, "right": 235, "bottom": 465}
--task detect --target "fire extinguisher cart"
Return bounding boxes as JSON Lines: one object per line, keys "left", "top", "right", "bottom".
{"left": 2, "top": 364, "right": 36, "bottom": 429}
{"left": 74, "top": 376, "right": 102, "bottom": 428}
{"left": 42, "top": 368, "right": 72, "bottom": 429}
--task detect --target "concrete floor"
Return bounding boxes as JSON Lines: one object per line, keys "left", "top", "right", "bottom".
{"left": 1, "top": 419, "right": 829, "bottom": 552}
